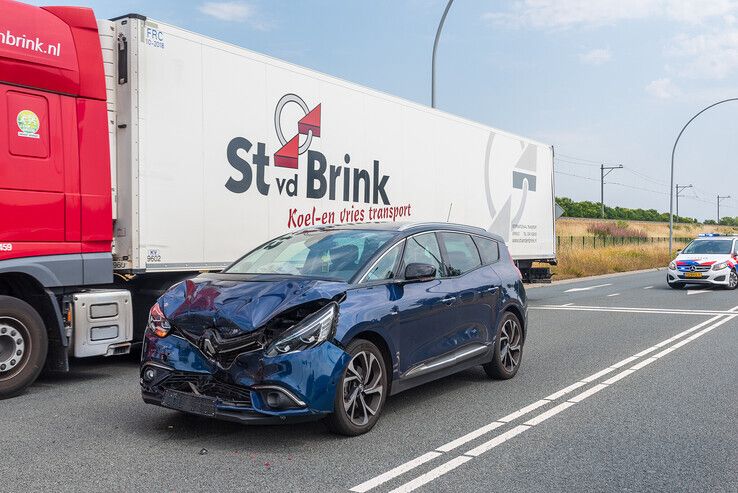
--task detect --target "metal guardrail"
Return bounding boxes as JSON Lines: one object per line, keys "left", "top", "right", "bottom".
{"left": 557, "top": 236, "right": 693, "bottom": 248}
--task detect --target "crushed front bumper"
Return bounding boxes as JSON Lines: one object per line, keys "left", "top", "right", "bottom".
{"left": 140, "top": 330, "right": 351, "bottom": 424}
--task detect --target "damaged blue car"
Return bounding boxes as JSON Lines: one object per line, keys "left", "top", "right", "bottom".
{"left": 140, "top": 223, "right": 527, "bottom": 435}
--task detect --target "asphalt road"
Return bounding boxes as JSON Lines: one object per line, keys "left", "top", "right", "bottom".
{"left": 3, "top": 270, "right": 737, "bottom": 492}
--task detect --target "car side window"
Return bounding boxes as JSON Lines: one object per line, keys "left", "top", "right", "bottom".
{"left": 439, "top": 232, "right": 482, "bottom": 276}
{"left": 473, "top": 236, "right": 500, "bottom": 265}
{"left": 363, "top": 241, "right": 404, "bottom": 282}
{"left": 401, "top": 233, "right": 443, "bottom": 278}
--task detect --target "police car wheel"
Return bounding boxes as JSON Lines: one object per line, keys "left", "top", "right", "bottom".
{"left": 726, "top": 270, "right": 738, "bottom": 290}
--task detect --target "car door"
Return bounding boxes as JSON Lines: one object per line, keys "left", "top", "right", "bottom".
{"left": 392, "top": 232, "right": 457, "bottom": 375}
{"left": 437, "top": 232, "right": 500, "bottom": 352}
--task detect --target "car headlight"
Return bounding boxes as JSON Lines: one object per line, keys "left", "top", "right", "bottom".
{"left": 265, "top": 302, "right": 338, "bottom": 357}
{"left": 668, "top": 261, "right": 676, "bottom": 270}
{"left": 712, "top": 261, "right": 729, "bottom": 271}
{"left": 147, "top": 302, "right": 171, "bottom": 337}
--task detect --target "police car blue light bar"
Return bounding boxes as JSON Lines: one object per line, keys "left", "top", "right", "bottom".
{"left": 698, "top": 233, "right": 722, "bottom": 237}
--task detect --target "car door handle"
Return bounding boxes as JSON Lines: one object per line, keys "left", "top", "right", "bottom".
{"left": 482, "top": 287, "right": 499, "bottom": 294}
{"left": 441, "top": 296, "right": 457, "bottom": 305}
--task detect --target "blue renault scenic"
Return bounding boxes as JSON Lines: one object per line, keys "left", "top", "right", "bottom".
{"left": 140, "top": 223, "right": 527, "bottom": 435}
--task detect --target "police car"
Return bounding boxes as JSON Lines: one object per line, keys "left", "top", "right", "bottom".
{"left": 667, "top": 234, "right": 738, "bottom": 290}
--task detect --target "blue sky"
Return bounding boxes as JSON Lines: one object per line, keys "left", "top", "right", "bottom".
{"left": 29, "top": 0, "right": 738, "bottom": 221}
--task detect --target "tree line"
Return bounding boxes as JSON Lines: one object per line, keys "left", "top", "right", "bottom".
{"left": 555, "top": 197, "right": 698, "bottom": 223}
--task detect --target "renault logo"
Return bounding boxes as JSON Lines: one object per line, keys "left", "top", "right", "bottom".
{"left": 202, "top": 338, "right": 215, "bottom": 356}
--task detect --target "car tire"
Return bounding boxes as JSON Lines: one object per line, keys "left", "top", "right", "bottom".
{"left": 325, "top": 339, "right": 388, "bottom": 436}
{"left": 726, "top": 270, "right": 738, "bottom": 290}
{"left": 483, "top": 311, "right": 523, "bottom": 380}
{"left": 0, "top": 296, "right": 48, "bottom": 399}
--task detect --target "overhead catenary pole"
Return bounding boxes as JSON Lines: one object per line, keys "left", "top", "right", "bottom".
{"left": 675, "top": 184, "right": 693, "bottom": 221}
{"left": 718, "top": 194, "right": 731, "bottom": 224}
{"left": 431, "top": 0, "right": 454, "bottom": 108}
{"left": 669, "top": 98, "right": 738, "bottom": 255}
{"left": 600, "top": 164, "right": 623, "bottom": 218}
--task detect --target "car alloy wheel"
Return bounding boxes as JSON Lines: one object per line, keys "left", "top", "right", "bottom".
{"left": 325, "top": 339, "right": 387, "bottom": 436}
{"left": 343, "top": 350, "right": 384, "bottom": 426}
{"left": 728, "top": 270, "right": 738, "bottom": 290}
{"left": 499, "top": 317, "right": 522, "bottom": 373}
{"left": 483, "top": 312, "right": 523, "bottom": 380}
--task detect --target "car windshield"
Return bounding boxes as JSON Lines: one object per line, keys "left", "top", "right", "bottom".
{"left": 681, "top": 239, "right": 733, "bottom": 255}
{"left": 225, "top": 229, "right": 397, "bottom": 281}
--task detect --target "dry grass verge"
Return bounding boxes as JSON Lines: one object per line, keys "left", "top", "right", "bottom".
{"left": 549, "top": 242, "right": 686, "bottom": 280}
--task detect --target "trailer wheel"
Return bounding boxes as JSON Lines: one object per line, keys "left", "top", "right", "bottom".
{"left": 0, "top": 296, "right": 48, "bottom": 399}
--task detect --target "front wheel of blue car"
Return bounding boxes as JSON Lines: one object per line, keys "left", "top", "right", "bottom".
{"left": 325, "top": 339, "right": 387, "bottom": 436}
{"left": 483, "top": 311, "right": 523, "bottom": 380}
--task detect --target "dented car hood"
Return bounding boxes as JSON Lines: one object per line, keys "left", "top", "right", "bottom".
{"left": 158, "top": 273, "right": 348, "bottom": 338}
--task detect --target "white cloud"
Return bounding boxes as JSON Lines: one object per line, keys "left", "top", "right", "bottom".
{"left": 482, "top": 0, "right": 738, "bottom": 29}
{"left": 579, "top": 48, "right": 611, "bottom": 65}
{"left": 645, "top": 78, "right": 681, "bottom": 99}
{"left": 199, "top": 1, "right": 269, "bottom": 29}
{"left": 669, "top": 29, "right": 738, "bottom": 79}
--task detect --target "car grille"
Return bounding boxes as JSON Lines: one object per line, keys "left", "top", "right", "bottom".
{"left": 679, "top": 265, "right": 710, "bottom": 272}
{"left": 160, "top": 373, "right": 253, "bottom": 408}
{"left": 176, "top": 327, "right": 265, "bottom": 369}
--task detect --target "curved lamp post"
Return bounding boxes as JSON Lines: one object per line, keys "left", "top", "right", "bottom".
{"left": 669, "top": 98, "right": 738, "bottom": 254}
{"left": 431, "top": 0, "right": 454, "bottom": 108}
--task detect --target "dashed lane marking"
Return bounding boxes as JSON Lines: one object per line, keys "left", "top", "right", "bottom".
{"left": 350, "top": 308, "right": 738, "bottom": 493}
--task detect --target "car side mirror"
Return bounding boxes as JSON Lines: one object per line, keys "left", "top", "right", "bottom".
{"left": 676, "top": 249, "right": 682, "bottom": 253}
{"left": 404, "top": 263, "right": 436, "bottom": 281}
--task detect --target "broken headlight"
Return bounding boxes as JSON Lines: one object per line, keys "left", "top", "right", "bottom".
{"left": 148, "top": 302, "right": 171, "bottom": 338}
{"left": 265, "top": 302, "right": 337, "bottom": 357}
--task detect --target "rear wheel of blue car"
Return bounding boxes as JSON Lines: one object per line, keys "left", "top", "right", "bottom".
{"left": 483, "top": 312, "right": 523, "bottom": 380}
{"left": 325, "top": 339, "right": 387, "bottom": 436}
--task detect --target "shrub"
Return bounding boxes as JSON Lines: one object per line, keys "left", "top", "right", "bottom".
{"left": 586, "top": 222, "right": 647, "bottom": 239}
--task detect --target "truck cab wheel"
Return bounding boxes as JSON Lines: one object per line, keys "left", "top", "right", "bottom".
{"left": 0, "top": 296, "right": 48, "bottom": 399}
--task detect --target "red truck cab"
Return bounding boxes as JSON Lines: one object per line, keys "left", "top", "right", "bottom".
{"left": 0, "top": 0, "right": 130, "bottom": 398}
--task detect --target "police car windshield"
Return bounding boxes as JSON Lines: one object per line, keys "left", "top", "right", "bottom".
{"left": 682, "top": 239, "right": 733, "bottom": 255}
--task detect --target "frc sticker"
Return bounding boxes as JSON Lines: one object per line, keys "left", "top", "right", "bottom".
{"left": 0, "top": 243, "right": 12, "bottom": 252}
{"left": 16, "top": 110, "right": 40, "bottom": 139}
{"left": 146, "top": 249, "right": 162, "bottom": 263}
{"left": 145, "top": 26, "right": 165, "bottom": 49}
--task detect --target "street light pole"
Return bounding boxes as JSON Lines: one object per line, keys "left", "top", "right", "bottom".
{"left": 600, "top": 164, "right": 623, "bottom": 218}
{"left": 718, "top": 195, "right": 731, "bottom": 224}
{"left": 669, "top": 98, "right": 738, "bottom": 255}
{"left": 431, "top": 0, "right": 454, "bottom": 108}
{"left": 675, "top": 184, "right": 692, "bottom": 221}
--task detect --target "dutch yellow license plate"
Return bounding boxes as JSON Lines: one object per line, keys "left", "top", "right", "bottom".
{"left": 685, "top": 272, "right": 702, "bottom": 278}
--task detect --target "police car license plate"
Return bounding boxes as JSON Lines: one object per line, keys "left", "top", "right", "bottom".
{"left": 685, "top": 272, "right": 702, "bottom": 278}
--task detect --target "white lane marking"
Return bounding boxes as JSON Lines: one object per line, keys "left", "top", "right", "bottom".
{"left": 350, "top": 309, "right": 738, "bottom": 492}
{"left": 387, "top": 456, "right": 473, "bottom": 493}
{"left": 349, "top": 452, "right": 442, "bottom": 492}
{"left": 436, "top": 422, "right": 504, "bottom": 453}
{"left": 610, "top": 355, "right": 639, "bottom": 368}
{"left": 531, "top": 306, "right": 734, "bottom": 316}
{"left": 644, "top": 286, "right": 654, "bottom": 289}
{"left": 568, "top": 383, "right": 608, "bottom": 403}
{"left": 561, "top": 302, "right": 574, "bottom": 307}
{"left": 464, "top": 425, "right": 531, "bottom": 457}
{"left": 523, "top": 402, "right": 575, "bottom": 426}
{"left": 630, "top": 357, "right": 657, "bottom": 370}
{"left": 687, "top": 289, "right": 709, "bottom": 295}
{"left": 564, "top": 283, "right": 613, "bottom": 293}
{"left": 544, "top": 381, "right": 587, "bottom": 401}
{"left": 581, "top": 367, "right": 616, "bottom": 383}
{"left": 603, "top": 369, "right": 635, "bottom": 385}
{"left": 498, "top": 399, "right": 550, "bottom": 423}
{"left": 607, "top": 293, "right": 621, "bottom": 297}
{"left": 386, "top": 313, "right": 738, "bottom": 492}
